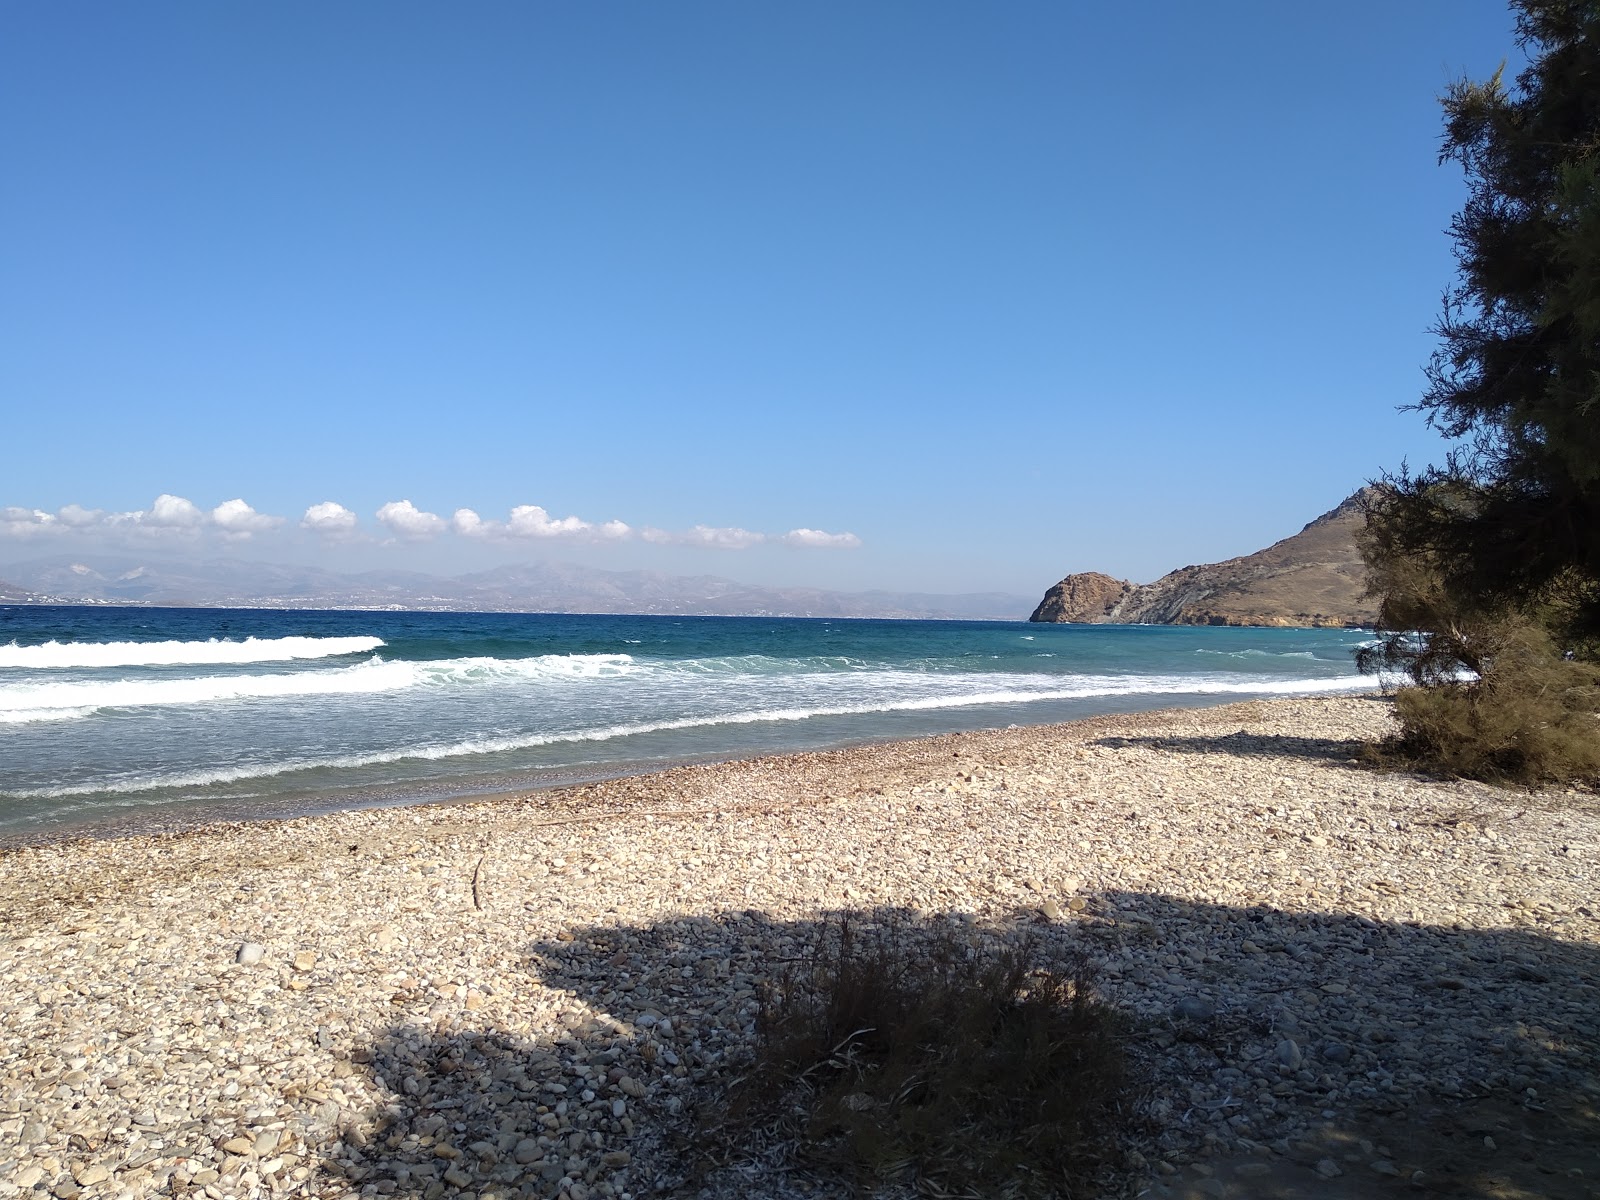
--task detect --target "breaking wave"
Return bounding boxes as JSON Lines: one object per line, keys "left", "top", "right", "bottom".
{"left": 5, "top": 671, "right": 1382, "bottom": 796}
{"left": 0, "top": 652, "right": 638, "bottom": 720}
{"left": 1194, "top": 648, "right": 1321, "bottom": 660}
{"left": 0, "top": 635, "right": 385, "bottom": 669}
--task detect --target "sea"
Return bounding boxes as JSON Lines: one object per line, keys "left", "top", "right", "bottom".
{"left": 0, "top": 606, "right": 1380, "bottom": 842}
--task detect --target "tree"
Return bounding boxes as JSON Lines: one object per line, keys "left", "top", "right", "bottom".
{"left": 1373, "top": 1, "right": 1600, "bottom": 638}
{"left": 1361, "top": 0, "right": 1600, "bottom": 782}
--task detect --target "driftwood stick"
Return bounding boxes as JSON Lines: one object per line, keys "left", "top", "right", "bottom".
{"left": 471, "top": 853, "right": 486, "bottom": 911}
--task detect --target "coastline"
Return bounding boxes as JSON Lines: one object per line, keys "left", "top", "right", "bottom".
{"left": 1, "top": 695, "right": 1595, "bottom": 1199}
{"left": 0, "top": 687, "right": 1382, "bottom": 850}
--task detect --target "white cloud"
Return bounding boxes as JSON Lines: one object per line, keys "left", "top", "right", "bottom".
{"left": 0, "top": 507, "right": 56, "bottom": 538}
{"left": 451, "top": 507, "right": 498, "bottom": 538}
{"left": 506, "top": 505, "right": 592, "bottom": 539}
{"left": 211, "top": 499, "right": 284, "bottom": 539}
{"left": 451, "top": 505, "right": 632, "bottom": 542}
{"left": 782, "top": 528, "right": 862, "bottom": 549}
{"left": 302, "top": 501, "right": 360, "bottom": 537}
{"left": 643, "top": 524, "right": 767, "bottom": 550}
{"left": 97, "top": 494, "right": 208, "bottom": 536}
{"left": 1, "top": 494, "right": 294, "bottom": 542}
{"left": 376, "top": 499, "right": 447, "bottom": 541}
{"left": 0, "top": 493, "right": 856, "bottom": 556}
{"left": 146, "top": 493, "right": 206, "bottom": 528}
{"left": 57, "top": 504, "right": 104, "bottom": 528}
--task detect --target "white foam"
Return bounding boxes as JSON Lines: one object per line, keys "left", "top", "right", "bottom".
{"left": 0, "top": 652, "right": 637, "bottom": 717}
{"left": 5, "top": 671, "right": 1384, "bottom": 798}
{"left": 1194, "top": 648, "right": 1323, "bottom": 660}
{"left": 0, "top": 658, "right": 419, "bottom": 714}
{"left": 412, "top": 654, "right": 635, "bottom": 684}
{"left": 0, "top": 706, "right": 97, "bottom": 725}
{"left": 0, "top": 635, "right": 385, "bottom": 669}
{"left": 657, "top": 653, "right": 864, "bottom": 675}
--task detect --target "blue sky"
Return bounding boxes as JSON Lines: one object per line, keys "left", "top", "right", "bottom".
{"left": 1, "top": 2, "right": 1516, "bottom": 595}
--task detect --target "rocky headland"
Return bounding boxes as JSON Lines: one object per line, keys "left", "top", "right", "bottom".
{"left": 1030, "top": 492, "right": 1378, "bottom": 628}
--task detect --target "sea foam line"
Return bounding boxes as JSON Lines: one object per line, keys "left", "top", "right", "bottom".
{"left": 0, "top": 635, "right": 385, "bottom": 670}
{"left": 0, "top": 658, "right": 418, "bottom": 714}
{"left": 0, "top": 653, "right": 639, "bottom": 718}
{"left": 4, "top": 673, "right": 1383, "bottom": 798}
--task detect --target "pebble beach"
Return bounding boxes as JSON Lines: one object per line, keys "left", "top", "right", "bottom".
{"left": 2, "top": 695, "right": 1596, "bottom": 1200}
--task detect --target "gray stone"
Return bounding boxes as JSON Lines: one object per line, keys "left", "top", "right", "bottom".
{"left": 610, "top": 1098, "right": 626, "bottom": 1118}
{"left": 1320, "top": 1040, "right": 1352, "bottom": 1065}
{"left": 1275, "top": 1039, "right": 1303, "bottom": 1070}
{"left": 1314, "top": 1158, "right": 1343, "bottom": 1179}
{"left": 72, "top": 1164, "right": 109, "bottom": 1187}
{"left": 1371, "top": 1160, "right": 1401, "bottom": 1177}
{"left": 235, "top": 943, "right": 266, "bottom": 965}
{"left": 1174, "top": 996, "right": 1216, "bottom": 1022}
{"left": 513, "top": 1139, "right": 541, "bottom": 1165}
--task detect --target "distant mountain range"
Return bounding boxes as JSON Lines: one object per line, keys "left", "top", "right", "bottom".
{"left": 1029, "top": 491, "right": 1377, "bottom": 628}
{"left": 0, "top": 554, "right": 1034, "bottom": 621}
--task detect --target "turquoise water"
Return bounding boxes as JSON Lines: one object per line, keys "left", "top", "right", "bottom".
{"left": 0, "top": 606, "right": 1377, "bottom": 839}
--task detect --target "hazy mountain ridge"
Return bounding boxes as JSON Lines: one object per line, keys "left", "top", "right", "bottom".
{"left": 1029, "top": 492, "right": 1378, "bottom": 628}
{"left": 0, "top": 555, "right": 1033, "bottom": 621}
{"left": 0, "top": 577, "right": 45, "bottom": 604}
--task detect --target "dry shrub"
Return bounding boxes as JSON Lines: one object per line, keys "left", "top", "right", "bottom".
{"left": 1377, "top": 620, "right": 1600, "bottom": 786}
{"left": 712, "top": 915, "right": 1135, "bottom": 1198}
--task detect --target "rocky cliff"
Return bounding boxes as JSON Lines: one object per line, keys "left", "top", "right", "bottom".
{"left": 1029, "top": 491, "right": 1378, "bottom": 628}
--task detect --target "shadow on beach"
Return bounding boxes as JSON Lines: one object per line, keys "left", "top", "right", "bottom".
{"left": 1090, "top": 731, "right": 1373, "bottom": 767}
{"left": 325, "top": 895, "right": 1599, "bottom": 1200}
{"left": 1088, "top": 694, "right": 1396, "bottom": 768}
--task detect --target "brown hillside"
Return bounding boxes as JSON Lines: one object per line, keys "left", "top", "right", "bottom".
{"left": 1029, "top": 491, "right": 1377, "bottom": 628}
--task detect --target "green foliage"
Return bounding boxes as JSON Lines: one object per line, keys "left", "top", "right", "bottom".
{"left": 1369, "top": 614, "right": 1600, "bottom": 785}
{"left": 711, "top": 916, "right": 1135, "bottom": 1198}
{"left": 1361, "top": 3, "right": 1600, "bottom": 782}
{"left": 1358, "top": 489, "right": 1600, "bottom": 784}
{"left": 1378, "top": 1, "right": 1600, "bottom": 641}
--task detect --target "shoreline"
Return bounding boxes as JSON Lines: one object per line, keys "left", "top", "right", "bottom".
{"left": 1, "top": 695, "right": 1595, "bottom": 1199}
{"left": 2, "top": 698, "right": 1215, "bottom": 854}
{"left": 0, "top": 687, "right": 1382, "bottom": 851}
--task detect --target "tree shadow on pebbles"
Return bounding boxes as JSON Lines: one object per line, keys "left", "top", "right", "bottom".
{"left": 329, "top": 898, "right": 1599, "bottom": 1200}
{"left": 1091, "top": 731, "right": 1372, "bottom": 766}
